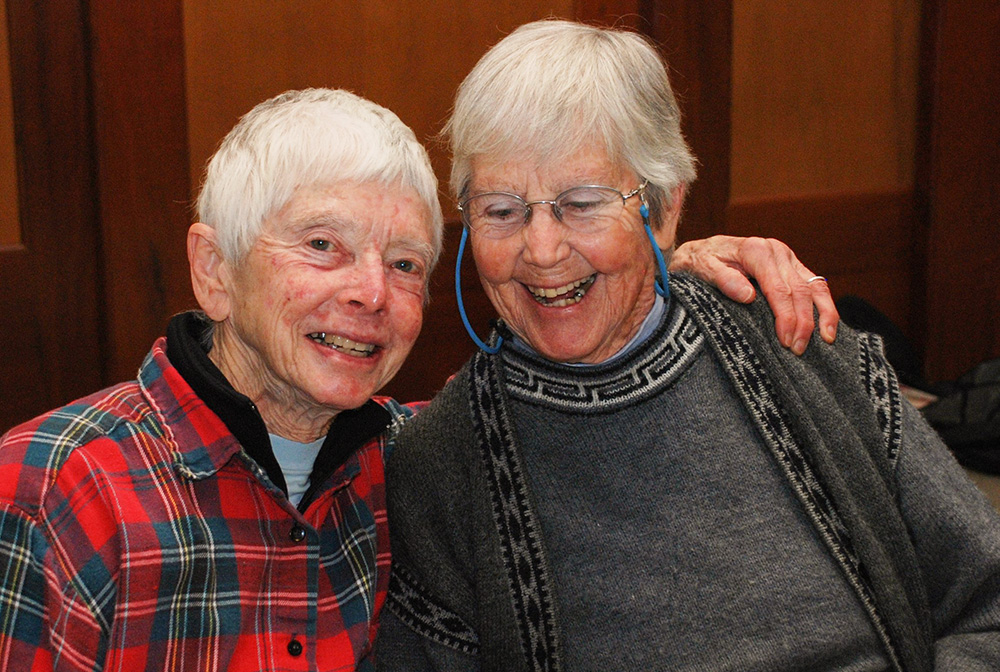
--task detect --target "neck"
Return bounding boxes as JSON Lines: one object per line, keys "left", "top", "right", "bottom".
{"left": 209, "top": 323, "right": 336, "bottom": 442}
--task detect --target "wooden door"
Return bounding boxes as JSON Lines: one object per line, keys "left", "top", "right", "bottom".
{"left": 1, "top": 2, "right": 103, "bottom": 432}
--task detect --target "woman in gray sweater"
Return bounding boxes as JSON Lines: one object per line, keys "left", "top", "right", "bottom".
{"left": 377, "top": 19, "right": 1000, "bottom": 671}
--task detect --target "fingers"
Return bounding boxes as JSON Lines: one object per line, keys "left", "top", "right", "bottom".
{"left": 733, "top": 238, "right": 832, "bottom": 355}
{"left": 670, "top": 236, "right": 840, "bottom": 354}
{"left": 768, "top": 259, "right": 839, "bottom": 354}
{"left": 807, "top": 277, "right": 838, "bottom": 344}
{"left": 716, "top": 268, "right": 758, "bottom": 304}
{"left": 671, "top": 236, "right": 756, "bottom": 302}
{"left": 781, "top": 275, "right": 819, "bottom": 355}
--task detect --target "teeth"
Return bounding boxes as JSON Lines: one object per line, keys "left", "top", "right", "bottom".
{"left": 308, "top": 332, "right": 377, "bottom": 358}
{"left": 527, "top": 274, "right": 596, "bottom": 306}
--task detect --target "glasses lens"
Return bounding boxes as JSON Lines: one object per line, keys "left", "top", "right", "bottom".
{"left": 555, "top": 187, "right": 624, "bottom": 232}
{"left": 463, "top": 193, "right": 527, "bottom": 238}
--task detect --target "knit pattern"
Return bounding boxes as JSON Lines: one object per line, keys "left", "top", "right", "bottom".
{"left": 671, "top": 273, "right": 906, "bottom": 671}
{"left": 858, "top": 332, "right": 904, "bottom": 468}
{"left": 500, "top": 302, "right": 703, "bottom": 414}
{"left": 469, "top": 348, "right": 561, "bottom": 672}
{"left": 385, "top": 564, "right": 480, "bottom": 653}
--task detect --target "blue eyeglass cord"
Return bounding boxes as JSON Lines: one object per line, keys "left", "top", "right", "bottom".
{"left": 456, "top": 227, "right": 503, "bottom": 354}
{"left": 455, "top": 203, "right": 670, "bottom": 354}
{"left": 642, "top": 202, "right": 671, "bottom": 299}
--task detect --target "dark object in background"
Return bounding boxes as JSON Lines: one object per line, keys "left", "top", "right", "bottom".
{"left": 836, "top": 295, "right": 928, "bottom": 390}
{"left": 922, "top": 359, "right": 1000, "bottom": 475}
{"left": 836, "top": 295, "right": 1000, "bottom": 475}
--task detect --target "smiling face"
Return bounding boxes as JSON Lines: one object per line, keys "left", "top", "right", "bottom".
{"left": 205, "top": 181, "right": 433, "bottom": 439}
{"left": 468, "top": 142, "right": 678, "bottom": 364}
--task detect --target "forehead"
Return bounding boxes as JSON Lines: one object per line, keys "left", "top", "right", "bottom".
{"left": 469, "top": 140, "right": 626, "bottom": 190}
{"left": 267, "top": 181, "right": 434, "bottom": 243}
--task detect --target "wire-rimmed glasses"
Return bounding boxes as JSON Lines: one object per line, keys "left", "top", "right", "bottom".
{"left": 458, "top": 180, "right": 647, "bottom": 239}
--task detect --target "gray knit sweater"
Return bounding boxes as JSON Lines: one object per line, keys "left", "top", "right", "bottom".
{"left": 377, "top": 275, "right": 1000, "bottom": 671}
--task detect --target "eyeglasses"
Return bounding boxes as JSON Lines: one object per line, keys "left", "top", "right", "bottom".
{"left": 458, "top": 180, "right": 647, "bottom": 239}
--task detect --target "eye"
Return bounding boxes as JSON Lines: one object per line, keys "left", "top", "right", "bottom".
{"left": 392, "top": 259, "right": 419, "bottom": 274}
{"left": 309, "top": 239, "right": 330, "bottom": 251}
{"left": 483, "top": 202, "right": 524, "bottom": 224}
{"left": 557, "top": 188, "right": 615, "bottom": 215}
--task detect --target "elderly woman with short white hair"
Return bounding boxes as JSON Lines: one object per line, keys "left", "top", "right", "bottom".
{"left": 378, "top": 20, "right": 1000, "bottom": 672}
{"left": 0, "top": 88, "right": 444, "bottom": 670}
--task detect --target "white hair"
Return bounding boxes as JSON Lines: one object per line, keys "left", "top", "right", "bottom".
{"left": 196, "top": 88, "right": 443, "bottom": 267}
{"left": 446, "top": 20, "right": 697, "bottom": 228}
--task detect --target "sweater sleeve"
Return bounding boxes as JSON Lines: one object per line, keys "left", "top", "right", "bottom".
{"left": 376, "top": 372, "right": 483, "bottom": 671}
{"left": 895, "top": 400, "right": 1000, "bottom": 668}
{"left": 376, "top": 608, "right": 480, "bottom": 672}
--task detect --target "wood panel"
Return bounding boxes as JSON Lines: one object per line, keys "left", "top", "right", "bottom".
{"left": 647, "top": 0, "right": 733, "bottom": 242}
{"left": 728, "top": 190, "right": 916, "bottom": 337}
{"left": 915, "top": 0, "right": 1000, "bottom": 383}
{"left": 574, "top": 0, "right": 643, "bottom": 29}
{"left": 0, "top": 0, "right": 17, "bottom": 245}
{"left": 728, "top": 1, "right": 926, "bottom": 383}
{"left": 88, "top": 0, "right": 194, "bottom": 383}
{"left": 183, "top": 1, "right": 575, "bottom": 221}
{"left": 731, "top": 1, "right": 920, "bottom": 200}
{"left": 0, "top": 1, "right": 102, "bottom": 433}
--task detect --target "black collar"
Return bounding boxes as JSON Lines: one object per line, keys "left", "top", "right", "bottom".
{"left": 165, "top": 311, "right": 392, "bottom": 509}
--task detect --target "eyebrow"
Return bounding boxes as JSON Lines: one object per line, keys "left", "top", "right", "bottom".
{"left": 390, "top": 237, "right": 436, "bottom": 267}
{"left": 289, "top": 213, "right": 435, "bottom": 266}
{"left": 469, "top": 175, "right": 621, "bottom": 196}
{"left": 294, "top": 214, "right": 346, "bottom": 232}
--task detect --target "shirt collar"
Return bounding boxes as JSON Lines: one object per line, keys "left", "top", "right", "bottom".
{"left": 150, "top": 311, "right": 392, "bottom": 507}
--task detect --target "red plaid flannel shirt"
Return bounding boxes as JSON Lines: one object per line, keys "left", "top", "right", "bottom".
{"left": 0, "top": 338, "right": 416, "bottom": 670}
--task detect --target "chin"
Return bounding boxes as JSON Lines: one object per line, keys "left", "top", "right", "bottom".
{"left": 308, "top": 382, "right": 378, "bottom": 414}
{"left": 532, "top": 342, "right": 591, "bottom": 364}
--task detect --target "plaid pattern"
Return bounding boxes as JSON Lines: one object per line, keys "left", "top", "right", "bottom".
{"left": 0, "top": 338, "right": 414, "bottom": 671}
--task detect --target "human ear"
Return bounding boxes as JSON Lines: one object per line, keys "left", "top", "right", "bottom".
{"left": 187, "top": 222, "right": 232, "bottom": 321}
{"left": 651, "top": 184, "right": 686, "bottom": 250}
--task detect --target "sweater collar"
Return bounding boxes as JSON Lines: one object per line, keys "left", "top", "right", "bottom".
{"left": 498, "top": 297, "right": 704, "bottom": 414}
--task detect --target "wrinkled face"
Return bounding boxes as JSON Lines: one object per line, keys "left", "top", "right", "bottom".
{"left": 221, "top": 181, "right": 433, "bottom": 421}
{"left": 468, "top": 142, "right": 673, "bottom": 364}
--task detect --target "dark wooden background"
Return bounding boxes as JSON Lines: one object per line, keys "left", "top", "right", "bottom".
{"left": 1, "top": 0, "right": 997, "bottom": 433}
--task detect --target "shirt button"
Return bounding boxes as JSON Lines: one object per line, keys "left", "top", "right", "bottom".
{"left": 287, "top": 638, "right": 303, "bottom": 657}
{"left": 289, "top": 524, "right": 306, "bottom": 543}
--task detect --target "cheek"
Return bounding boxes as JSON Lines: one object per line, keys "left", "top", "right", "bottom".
{"left": 471, "top": 240, "right": 516, "bottom": 285}
{"left": 284, "top": 288, "right": 309, "bottom": 304}
{"left": 590, "top": 231, "right": 648, "bottom": 276}
{"left": 276, "top": 276, "right": 321, "bottom": 312}
{"left": 395, "top": 298, "right": 424, "bottom": 344}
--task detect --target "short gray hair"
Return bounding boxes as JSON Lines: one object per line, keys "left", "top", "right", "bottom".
{"left": 446, "top": 20, "right": 697, "bottom": 229}
{"left": 196, "top": 88, "right": 443, "bottom": 267}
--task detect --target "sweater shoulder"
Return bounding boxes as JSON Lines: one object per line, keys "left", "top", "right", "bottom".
{"left": 392, "top": 364, "right": 475, "bottom": 463}
{"left": 672, "top": 273, "right": 898, "bottom": 466}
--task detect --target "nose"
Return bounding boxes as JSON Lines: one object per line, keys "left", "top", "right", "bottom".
{"left": 340, "top": 253, "right": 387, "bottom": 312}
{"left": 521, "top": 205, "right": 570, "bottom": 267}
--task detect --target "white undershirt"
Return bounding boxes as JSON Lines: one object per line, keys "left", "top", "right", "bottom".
{"left": 269, "top": 433, "right": 324, "bottom": 507}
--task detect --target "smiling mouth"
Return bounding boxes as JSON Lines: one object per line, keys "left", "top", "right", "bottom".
{"left": 308, "top": 332, "right": 378, "bottom": 358}
{"left": 526, "top": 274, "right": 597, "bottom": 307}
